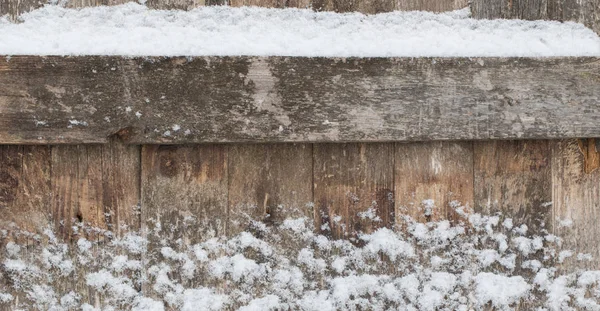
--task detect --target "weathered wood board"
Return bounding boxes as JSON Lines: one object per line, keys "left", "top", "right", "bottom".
{"left": 472, "top": 0, "right": 600, "bottom": 34}
{"left": 0, "top": 145, "right": 51, "bottom": 238}
{"left": 141, "top": 145, "right": 228, "bottom": 242}
{"left": 1, "top": 56, "right": 600, "bottom": 144}
{"left": 50, "top": 142, "right": 140, "bottom": 240}
{"left": 473, "top": 140, "right": 552, "bottom": 233}
{"left": 313, "top": 143, "right": 395, "bottom": 239}
{"left": 395, "top": 141, "right": 474, "bottom": 224}
{"left": 228, "top": 143, "right": 313, "bottom": 235}
{"left": 552, "top": 139, "right": 600, "bottom": 271}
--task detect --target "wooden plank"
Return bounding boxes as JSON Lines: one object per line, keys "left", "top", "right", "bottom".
{"left": 395, "top": 141, "right": 473, "bottom": 224}
{"left": 0, "top": 145, "right": 51, "bottom": 311}
{"left": 313, "top": 143, "right": 395, "bottom": 240}
{"left": 395, "top": 0, "right": 468, "bottom": 12}
{"left": 101, "top": 136, "right": 141, "bottom": 236}
{"left": 228, "top": 143, "right": 313, "bottom": 235}
{"left": 552, "top": 139, "right": 600, "bottom": 271}
{"left": 2, "top": 56, "right": 600, "bottom": 144}
{"left": 473, "top": 140, "right": 552, "bottom": 233}
{"left": 141, "top": 144, "right": 228, "bottom": 242}
{"left": 51, "top": 145, "right": 106, "bottom": 240}
{"left": 229, "top": 0, "right": 309, "bottom": 8}
{"left": 50, "top": 140, "right": 140, "bottom": 240}
{"left": 140, "top": 144, "right": 228, "bottom": 294}
{"left": 472, "top": 0, "right": 600, "bottom": 34}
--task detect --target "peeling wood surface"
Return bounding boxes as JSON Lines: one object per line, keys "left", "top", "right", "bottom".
{"left": 472, "top": 0, "right": 600, "bottom": 34}
{"left": 313, "top": 143, "right": 395, "bottom": 240}
{"left": 473, "top": 140, "right": 553, "bottom": 233}
{"left": 1, "top": 56, "right": 600, "bottom": 144}
{"left": 228, "top": 144, "right": 313, "bottom": 235}
{"left": 552, "top": 139, "right": 600, "bottom": 271}
{"left": 395, "top": 141, "right": 474, "bottom": 224}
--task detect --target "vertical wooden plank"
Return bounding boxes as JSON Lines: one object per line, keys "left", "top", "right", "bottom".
{"left": 51, "top": 145, "right": 106, "bottom": 240}
{"left": 228, "top": 143, "right": 313, "bottom": 235}
{"left": 473, "top": 0, "right": 599, "bottom": 35}
{"left": 51, "top": 140, "right": 140, "bottom": 240}
{"left": 312, "top": 0, "right": 467, "bottom": 13}
{"left": 102, "top": 137, "right": 141, "bottom": 237}
{"left": 313, "top": 143, "right": 394, "bottom": 240}
{"left": 141, "top": 145, "right": 228, "bottom": 244}
{"left": 471, "top": 0, "right": 549, "bottom": 20}
{"left": 228, "top": 0, "right": 310, "bottom": 8}
{"left": 0, "top": 145, "right": 51, "bottom": 311}
{"left": 473, "top": 140, "right": 552, "bottom": 232}
{"left": 395, "top": 0, "right": 468, "bottom": 12}
{"left": 552, "top": 139, "right": 600, "bottom": 271}
{"left": 395, "top": 141, "right": 474, "bottom": 224}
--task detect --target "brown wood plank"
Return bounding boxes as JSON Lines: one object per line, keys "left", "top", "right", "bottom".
{"left": 229, "top": 0, "right": 309, "bottom": 8}
{"left": 51, "top": 145, "right": 106, "bottom": 240}
{"left": 1, "top": 56, "right": 600, "bottom": 144}
{"left": 473, "top": 140, "right": 552, "bottom": 233}
{"left": 50, "top": 140, "right": 140, "bottom": 240}
{"left": 472, "top": 0, "right": 600, "bottom": 34}
{"left": 228, "top": 143, "right": 313, "bottom": 235}
{"left": 395, "top": 141, "right": 474, "bottom": 224}
{"left": 552, "top": 139, "right": 600, "bottom": 271}
{"left": 0, "top": 145, "right": 51, "bottom": 311}
{"left": 313, "top": 143, "right": 395, "bottom": 240}
{"left": 141, "top": 144, "right": 228, "bottom": 242}
{"left": 101, "top": 136, "right": 141, "bottom": 236}
{"left": 140, "top": 144, "right": 228, "bottom": 294}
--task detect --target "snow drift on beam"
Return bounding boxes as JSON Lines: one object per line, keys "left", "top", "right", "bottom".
{"left": 1, "top": 206, "right": 600, "bottom": 310}
{"left": 0, "top": 4, "right": 599, "bottom": 56}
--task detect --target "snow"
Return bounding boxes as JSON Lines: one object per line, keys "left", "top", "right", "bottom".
{"left": 0, "top": 3, "right": 598, "bottom": 57}
{"left": 2, "top": 205, "right": 600, "bottom": 310}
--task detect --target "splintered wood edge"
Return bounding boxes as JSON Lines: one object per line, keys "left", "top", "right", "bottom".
{"left": 0, "top": 56, "right": 599, "bottom": 145}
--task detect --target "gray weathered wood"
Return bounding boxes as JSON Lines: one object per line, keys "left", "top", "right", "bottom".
{"left": 473, "top": 140, "right": 552, "bottom": 233}
{"left": 395, "top": 141, "right": 474, "bottom": 224}
{"left": 552, "top": 139, "right": 600, "bottom": 271}
{"left": 313, "top": 143, "right": 395, "bottom": 240}
{"left": 228, "top": 143, "right": 313, "bottom": 235}
{"left": 472, "top": 0, "right": 600, "bottom": 34}
{"left": 1, "top": 56, "right": 600, "bottom": 144}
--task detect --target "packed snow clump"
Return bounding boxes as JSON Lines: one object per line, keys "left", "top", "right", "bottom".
{"left": 0, "top": 3, "right": 599, "bottom": 56}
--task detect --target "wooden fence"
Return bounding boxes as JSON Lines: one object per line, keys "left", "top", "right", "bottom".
{"left": 1, "top": 0, "right": 600, "bottom": 309}
{"left": 3, "top": 139, "right": 600, "bottom": 272}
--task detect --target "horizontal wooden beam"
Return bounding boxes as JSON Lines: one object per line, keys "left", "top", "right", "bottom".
{"left": 0, "top": 56, "right": 599, "bottom": 144}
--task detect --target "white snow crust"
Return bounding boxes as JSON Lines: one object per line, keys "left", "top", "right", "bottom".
{"left": 1, "top": 3, "right": 599, "bottom": 56}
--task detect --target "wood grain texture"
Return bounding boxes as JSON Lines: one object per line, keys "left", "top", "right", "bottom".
{"left": 1, "top": 146, "right": 52, "bottom": 236}
{"left": 228, "top": 144, "right": 313, "bottom": 235}
{"left": 395, "top": 141, "right": 473, "bottom": 224}
{"left": 141, "top": 145, "right": 228, "bottom": 243}
{"left": 552, "top": 139, "right": 600, "bottom": 271}
{"left": 229, "top": 0, "right": 309, "bottom": 8}
{"left": 313, "top": 143, "right": 395, "bottom": 240}
{"left": 474, "top": 140, "right": 552, "bottom": 233}
{"left": 2, "top": 56, "right": 600, "bottom": 144}
{"left": 472, "top": 0, "right": 600, "bottom": 34}
{"left": 50, "top": 140, "right": 140, "bottom": 240}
